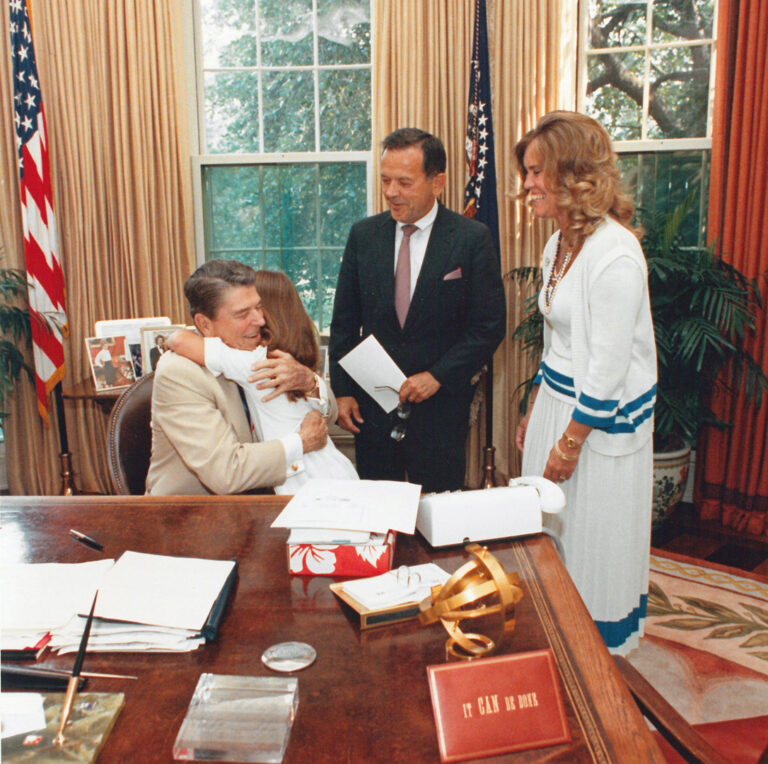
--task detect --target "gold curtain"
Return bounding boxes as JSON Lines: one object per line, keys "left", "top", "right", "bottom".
{"left": 1, "top": 0, "right": 194, "bottom": 494}
{"left": 374, "top": 0, "right": 576, "bottom": 484}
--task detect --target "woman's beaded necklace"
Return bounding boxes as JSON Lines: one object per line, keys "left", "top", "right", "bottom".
{"left": 543, "top": 232, "right": 573, "bottom": 315}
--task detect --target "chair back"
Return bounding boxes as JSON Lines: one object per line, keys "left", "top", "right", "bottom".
{"left": 107, "top": 372, "right": 154, "bottom": 495}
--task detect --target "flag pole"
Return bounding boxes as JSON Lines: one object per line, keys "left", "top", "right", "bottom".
{"left": 11, "top": 0, "right": 71, "bottom": 494}
{"left": 463, "top": 0, "right": 501, "bottom": 488}
{"left": 53, "top": 382, "right": 76, "bottom": 494}
{"left": 481, "top": 359, "right": 496, "bottom": 489}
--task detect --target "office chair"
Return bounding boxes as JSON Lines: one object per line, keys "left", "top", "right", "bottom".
{"left": 107, "top": 372, "right": 154, "bottom": 495}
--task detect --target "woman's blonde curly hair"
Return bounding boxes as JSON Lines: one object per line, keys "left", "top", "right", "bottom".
{"left": 514, "top": 111, "right": 641, "bottom": 247}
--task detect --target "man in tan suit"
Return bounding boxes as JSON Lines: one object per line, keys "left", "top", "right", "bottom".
{"left": 146, "top": 260, "right": 333, "bottom": 495}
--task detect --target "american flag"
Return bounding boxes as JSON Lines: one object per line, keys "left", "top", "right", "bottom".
{"left": 10, "top": 0, "right": 67, "bottom": 423}
{"left": 463, "top": 0, "right": 500, "bottom": 260}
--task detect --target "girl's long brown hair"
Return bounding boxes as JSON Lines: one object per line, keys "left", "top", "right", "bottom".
{"left": 253, "top": 270, "right": 320, "bottom": 401}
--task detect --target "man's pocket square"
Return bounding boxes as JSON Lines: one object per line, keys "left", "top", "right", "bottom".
{"left": 443, "top": 267, "right": 462, "bottom": 280}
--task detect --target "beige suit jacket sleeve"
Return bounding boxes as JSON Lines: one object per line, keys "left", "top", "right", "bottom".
{"left": 145, "top": 352, "right": 287, "bottom": 495}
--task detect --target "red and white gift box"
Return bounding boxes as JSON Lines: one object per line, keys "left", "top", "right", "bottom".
{"left": 287, "top": 532, "right": 396, "bottom": 577}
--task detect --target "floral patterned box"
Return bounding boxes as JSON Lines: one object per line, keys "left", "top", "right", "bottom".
{"left": 287, "top": 532, "right": 396, "bottom": 577}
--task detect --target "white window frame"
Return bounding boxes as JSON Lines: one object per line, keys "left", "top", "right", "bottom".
{"left": 184, "top": 0, "right": 374, "bottom": 264}
{"left": 576, "top": 0, "right": 718, "bottom": 153}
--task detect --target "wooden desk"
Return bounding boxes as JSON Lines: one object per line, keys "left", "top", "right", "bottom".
{"left": 0, "top": 496, "right": 662, "bottom": 762}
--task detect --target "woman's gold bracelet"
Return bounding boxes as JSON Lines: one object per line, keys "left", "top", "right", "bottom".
{"left": 553, "top": 442, "right": 578, "bottom": 462}
{"left": 561, "top": 433, "right": 582, "bottom": 451}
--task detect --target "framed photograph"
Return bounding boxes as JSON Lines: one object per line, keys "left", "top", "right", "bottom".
{"left": 141, "top": 325, "right": 185, "bottom": 373}
{"left": 129, "top": 342, "right": 144, "bottom": 377}
{"left": 85, "top": 336, "right": 137, "bottom": 392}
{"left": 94, "top": 316, "right": 171, "bottom": 345}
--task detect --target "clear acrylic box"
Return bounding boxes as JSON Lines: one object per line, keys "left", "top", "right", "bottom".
{"left": 173, "top": 673, "right": 299, "bottom": 763}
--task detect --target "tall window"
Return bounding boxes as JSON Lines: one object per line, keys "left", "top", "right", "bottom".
{"left": 192, "top": 0, "right": 373, "bottom": 330}
{"left": 578, "top": 0, "right": 717, "bottom": 245}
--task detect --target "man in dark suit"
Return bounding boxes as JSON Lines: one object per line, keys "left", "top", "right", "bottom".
{"left": 329, "top": 127, "right": 506, "bottom": 492}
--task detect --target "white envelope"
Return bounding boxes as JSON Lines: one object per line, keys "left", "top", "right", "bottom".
{"left": 338, "top": 335, "right": 406, "bottom": 413}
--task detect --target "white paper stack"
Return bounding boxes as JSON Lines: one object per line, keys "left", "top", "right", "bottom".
{"left": 1, "top": 559, "right": 113, "bottom": 651}
{"left": 339, "top": 563, "right": 450, "bottom": 610}
{"left": 272, "top": 478, "right": 422, "bottom": 543}
{"left": 1, "top": 552, "right": 235, "bottom": 654}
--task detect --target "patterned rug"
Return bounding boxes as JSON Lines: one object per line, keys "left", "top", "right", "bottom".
{"left": 645, "top": 550, "right": 768, "bottom": 676}
{"left": 628, "top": 550, "right": 768, "bottom": 760}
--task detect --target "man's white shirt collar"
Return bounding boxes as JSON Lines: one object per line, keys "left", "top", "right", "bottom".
{"left": 397, "top": 200, "right": 439, "bottom": 234}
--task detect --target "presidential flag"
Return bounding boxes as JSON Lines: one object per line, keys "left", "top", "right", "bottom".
{"left": 463, "top": 0, "right": 500, "bottom": 260}
{"left": 9, "top": 0, "right": 68, "bottom": 423}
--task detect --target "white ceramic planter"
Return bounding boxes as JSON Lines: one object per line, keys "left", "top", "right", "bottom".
{"left": 652, "top": 446, "right": 692, "bottom": 527}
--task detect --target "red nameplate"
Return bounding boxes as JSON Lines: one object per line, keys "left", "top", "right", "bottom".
{"left": 426, "top": 649, "right": 570, "bottom": 762}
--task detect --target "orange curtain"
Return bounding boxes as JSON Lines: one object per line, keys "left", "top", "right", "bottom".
{"left": 697, "top": 0, "right": 768, "bottom": 535}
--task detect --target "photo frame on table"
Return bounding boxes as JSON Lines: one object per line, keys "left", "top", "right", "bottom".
{"left": 141, "top": 325, "right": 186, "bottom": 373}
{"left": 95, "top": 317, "right": 171, "bottom": 378}
{"left": 85, "top": 336, "right": 137, "bottom": 392}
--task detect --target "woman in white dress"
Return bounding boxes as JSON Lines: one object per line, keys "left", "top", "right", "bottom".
{"left": 169, "top": 270, "right": 358, "bottom": 494}
{"left": 515, "top": 112, "right": 657, "bottom": 654}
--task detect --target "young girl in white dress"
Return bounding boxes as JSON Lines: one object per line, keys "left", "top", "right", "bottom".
{"left": 168, "top": 270, "right": 358, "bottom": 494}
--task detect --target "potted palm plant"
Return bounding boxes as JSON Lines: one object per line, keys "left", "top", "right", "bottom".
{"left": 644, "top": 191, "right": 767, "bottom": 523}
{"left": 0, "top": 251, "right": 33, "bottom": 419}
{"left": 508, "top": 191, "right": 768, "bottom": 525}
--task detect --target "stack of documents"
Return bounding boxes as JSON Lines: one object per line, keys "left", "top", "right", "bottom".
{"left": 2, "top": 559, "right": 113, "bottom": 654}
{"left": 1, "top": 552, "right": 236, "bottom": 654}
{"left": 338, "top": 564, "right": 450, "bottom": 611}
{"left": 272, "top": 478, "right": 422, "bottom": 545}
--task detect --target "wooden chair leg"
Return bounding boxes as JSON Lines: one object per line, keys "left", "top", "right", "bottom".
{"left": 613, "top": 655, "right": 732, "bottom": 764}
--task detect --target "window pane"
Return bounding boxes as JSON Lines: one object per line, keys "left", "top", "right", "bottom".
{"left": 588, "top": 0, "right": 647, "bottom": 48}
{"left": 652, "top": 0, "right": 714, "bottom": 43}
{"left": 319, "top": 69, "right": 371, "bottom": 151}
{"left": 213, "top": 250, "right": 266, "bottom": 268}
{"left": 203, "top": 166, "right": 263, "bottom": 252}
{"left": 284, "top": 248, "right": 320, "bottom": 323}
{"left": 320, "top": 249, "right": 344, "bottom": 328}
{"left": 586, "top": 51, "right": 644, "bottom": 140}
{"left": 618, "top": 150, "right": 710, "bottom": 247}
{"left": 260, "top": 0, "right": 313, "bottom": 66}
{"left": 317, "top": 0, "right": 371, "bottom": 65}
{"left": 319, "top": 162, "right": 366, "bottom": 246}
{"left": 261, "top": 165, "right": 283, "bottom": 248}
{"left": 262, "top": 70, "right": 315, "bottom": 151}
{"left": 203, "top": 163, "right": 366, "bottom": 331}
{"left": 647, "top": 45, "right": 709, "bottom": 138}
{"left": 275, "top": 164, "right": 319, "bottom": 248}
{"left": 204, "top": 71, "right": 260, "bottom": 154}
{"left": 200, "top": 0, "right": 257, "bottom": 67}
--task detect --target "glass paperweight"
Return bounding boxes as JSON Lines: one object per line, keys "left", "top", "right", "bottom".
{"left": 261, "top": 641, "right": 316, "bottom": 672}
{"left": 173, "top": 673, "right": 298, "bottom": 763}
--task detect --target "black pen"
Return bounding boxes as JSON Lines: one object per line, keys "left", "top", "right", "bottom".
{"left": 69, "top": 529, "right": 104, "bottom": 551}
{"left": 55, "top": 591, "right": 98, "bottom": 745}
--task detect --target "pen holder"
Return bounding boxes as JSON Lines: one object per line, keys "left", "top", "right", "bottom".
{"left": 418, "top": 544, "right": 523, "bottom": 661}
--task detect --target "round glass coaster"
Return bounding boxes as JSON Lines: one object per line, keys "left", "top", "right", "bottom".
{"left": 261, "top": 641, "right": 317, "bottom": 672}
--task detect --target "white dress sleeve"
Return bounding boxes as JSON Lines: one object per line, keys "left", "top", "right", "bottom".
{"left": 573, "top": 255, "right": 646, "bottom": 430}
{"left": 204, "top": 337, "right": 266, "bottom": 384}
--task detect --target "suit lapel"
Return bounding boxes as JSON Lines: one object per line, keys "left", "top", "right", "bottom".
{"left": 406, "top": 205, "right": 454, "bottom": 328}
{"left": 374, "top": 215, "right": 397, "bottom": 320}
